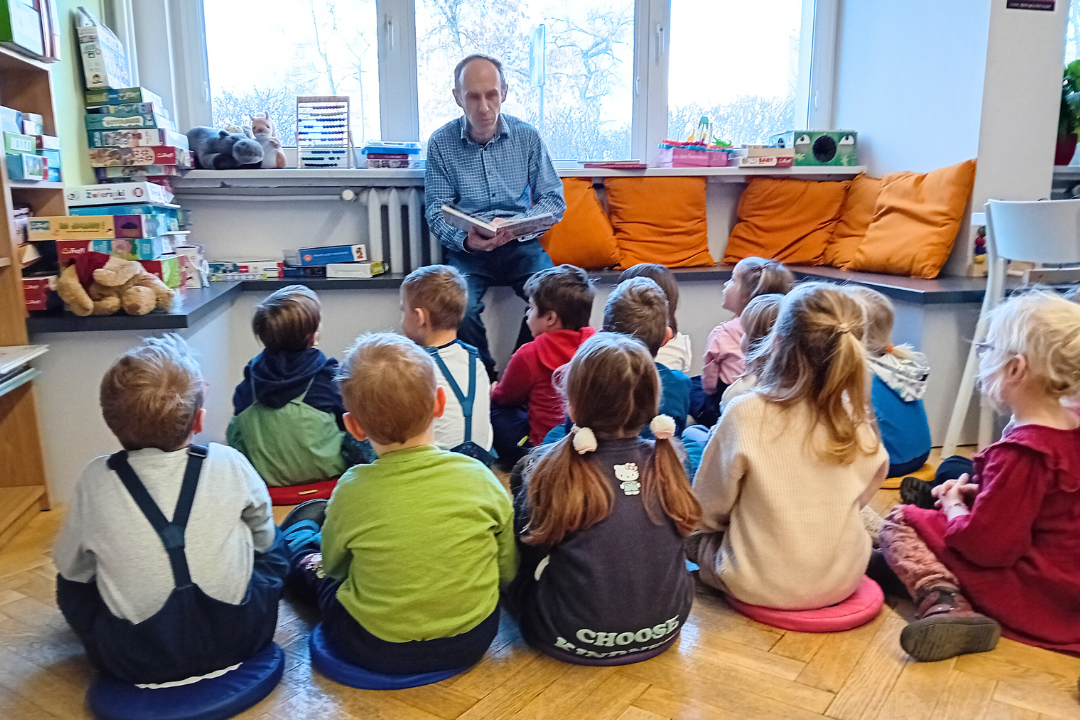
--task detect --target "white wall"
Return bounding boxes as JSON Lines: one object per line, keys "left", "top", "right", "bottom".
{"left": 832, "top": 0, "right": 991, "bottom": 176}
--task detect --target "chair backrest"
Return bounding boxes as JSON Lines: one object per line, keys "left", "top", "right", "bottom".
{"left": 985, "top": 199, "right": 1080, "bottom": 265}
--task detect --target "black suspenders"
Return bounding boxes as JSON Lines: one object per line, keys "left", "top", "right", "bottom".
{"left": 107, "top": 445, "right": 207, "bottom": 589}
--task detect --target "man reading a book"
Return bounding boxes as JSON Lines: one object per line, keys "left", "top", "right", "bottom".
{"left": 425, "top": 54, "right": 566, "bottom": 380}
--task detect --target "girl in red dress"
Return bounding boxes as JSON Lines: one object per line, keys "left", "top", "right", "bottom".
{"left": 880, "top": 290, "right": 1080, "bottom": 662}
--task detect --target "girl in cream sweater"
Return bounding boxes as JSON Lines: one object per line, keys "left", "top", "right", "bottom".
{"left": 690, "top": 283, "right": 888, "bottom": 609}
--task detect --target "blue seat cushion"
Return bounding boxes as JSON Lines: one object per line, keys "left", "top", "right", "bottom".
{"left": 308, "top": 624, "right": 468, "bottom": 690}
{"left": 87, "top": 643, "right": 284, "bottom": 720}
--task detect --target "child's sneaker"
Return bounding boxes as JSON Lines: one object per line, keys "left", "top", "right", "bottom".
{"left": 899, "top": 476, "right": 936, "bottom": 509}
{"left": 900, "top": 586, "right": 1000, "bottom": 662}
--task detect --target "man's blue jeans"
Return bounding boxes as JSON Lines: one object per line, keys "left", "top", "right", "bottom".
{"left": 446, "top": 239, "right": 553, "bottom": 376}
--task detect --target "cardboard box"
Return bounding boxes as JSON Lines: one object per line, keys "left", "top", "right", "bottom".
{"left": 326, "top": 261, "right": 386, "bottom": 278}
{"left": 76, "top": 8, "right": 129, "bottom": 89}
{"left": 5, "top": 152, "right": 44, "bottom": 180}
{"left": 86, "top": 102, "right": 169, "bottom": 119}
{"left": 207, "top": 260, "right": 282, "bottom": 279}
{"left": 66, "top": 182, "right": 174, "bottom": 207}
{"left": 84, "top": 112, "right": 172, "bottom": 131}
{"left": 88, "top": 145, "right": 190, "bottom": 167}
{"left": 70, "top": 203, "right": 180, "bottom": 230}
{"left": 20, "top": 113, "right": 43, "bottom": 136}
{"left": 141, "top": 255, "right": 181, "bottom": 288}
{"left": 0, "top": 0, "right": 44, "bottom": 57}
{"left": 781, "top": 131, "right": 858, "bottom": 167}
{"left": 737, "top": 155, "right": 795, "bottom": 169}
{"left": 34, "top": 134, "right": 59, "bottom": 150}
{"left": 3, "top": 131, "right": 35, "bottom": 154}
{"left": 22, "top": 275, "right": 58, "bottom": 311}
{"left": 87, "top": 128, "right": 188, "bottom": 150}
{"left": 0, "top": 105, "right": 19, "bottom": 134}
{"left": 175, "top": 244, "right": 209, "bottom": 288}
{"left": 56, "top": 236, "right": 171, "bottom": 263}
{"left": 94, "top": 165, "right": 181, "bottom": 181}
{"left": 28, "top": 214, "right": 156, "bottom": 241}
{"left": 85, "top": 87, "right": 163, "bottom": 107}
{"left": 296, "top": 244, "right": 368, "bottom": 266}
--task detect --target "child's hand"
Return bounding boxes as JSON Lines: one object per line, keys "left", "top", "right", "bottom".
{"left": 931, "top": 475, "right": 968, "bottom": 499}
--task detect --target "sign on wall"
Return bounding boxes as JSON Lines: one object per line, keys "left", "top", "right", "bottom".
{"left": 1006, "top": 0, "right": 1055, "bottom": 10}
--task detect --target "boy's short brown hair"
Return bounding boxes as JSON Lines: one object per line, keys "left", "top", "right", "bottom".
{"left": 401, "top": 265, "right": 469, "bottom": 330}
{"left": 603, "top": 277, "right": 668, "bottom": 356}
{"left": 617, "top": 263, "right": 680, "bottom": 333}
{"left": 338, "top": 333, "right": 438, "bottom": 445}
{"left": 524, "top": 264, "right": 594, "bottom": 331}
{"left": 252, "top": 285, "right": 321, "bottom": 352}
{"left": 100, "top": 335, "right": 204, "bottom": 451}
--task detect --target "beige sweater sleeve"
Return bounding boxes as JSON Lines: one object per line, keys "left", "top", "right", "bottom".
{"left": 693, "top": 402, "right": 748, "bottom": 533}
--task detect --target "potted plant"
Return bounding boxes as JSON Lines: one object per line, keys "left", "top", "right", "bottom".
{"left": 1057, "top": 60, "right": 1080, "bottom": 165}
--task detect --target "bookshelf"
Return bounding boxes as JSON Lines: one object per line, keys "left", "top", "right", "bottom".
{"left": 0, "top": 45, "right": 55, "bottom": 547}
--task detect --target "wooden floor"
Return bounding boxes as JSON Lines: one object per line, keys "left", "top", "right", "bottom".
{"left": 0, "top": 488, "right": 1078, "bottom": 718}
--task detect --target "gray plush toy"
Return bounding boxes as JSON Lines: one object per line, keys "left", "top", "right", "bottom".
{"left": 187, "top": 126, "right": 264, "bottom": 170}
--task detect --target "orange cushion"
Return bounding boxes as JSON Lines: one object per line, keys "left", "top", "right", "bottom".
{"left": 823, "top": 173, "right": 882, "bottom": 268}
{"left": 539, "top": 178, "right": 620, "bottom": 269}
{"left": 723, "top": 179, "right": 849, "bottom": 265}
{"left": 604, "top": 177, "right": 714, "bottom": 269}
{"left": 849, "top": 160, "right": 976, "bottom": 279}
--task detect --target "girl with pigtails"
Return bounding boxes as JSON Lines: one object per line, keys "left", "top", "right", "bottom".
{"left": 690, "top": 283, "right": 889, "bottom": 611}
{"left": 509, "top": 332, "right": 701, "bottom": 666}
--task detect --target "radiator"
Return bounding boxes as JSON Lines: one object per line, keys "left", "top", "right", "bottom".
{"left": 362, "top": 187, "right": 439, "bottom": 273}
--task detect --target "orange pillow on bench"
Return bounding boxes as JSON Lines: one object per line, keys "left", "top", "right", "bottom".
{"left": 604, "top": 177, "right": 714, "bottom": 269}
{"left": 723, "top": 179, "right": 849, "bottom": 265}
{"left": 849, "top": 159, "right": 976, "bottom": 279}
{"left": 539, "top": 178, "right": 621, "bottom": 269}
{"left": 823, "top": 173, "right": 882, "bottom": 268}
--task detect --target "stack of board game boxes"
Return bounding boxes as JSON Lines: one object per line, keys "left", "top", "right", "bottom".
{"left": 2, "top": 106, "right": 61, "bottom": 182}
{"left": 21, "top": 182, "right": 193, "bottom": 312}
{"left": 85, "top": 87, "right": 191, "bottom": 190}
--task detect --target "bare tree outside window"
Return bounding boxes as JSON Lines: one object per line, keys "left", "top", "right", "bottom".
{"left": 205, "top": 0, "right": 380, "bottom": 147}
{"left": 416, "top": 0, "right": 635, "bottom": 160}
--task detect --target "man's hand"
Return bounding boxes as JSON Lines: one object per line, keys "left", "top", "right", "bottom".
{"left": 465, "top": 220, "right": 514, "bottom": 252}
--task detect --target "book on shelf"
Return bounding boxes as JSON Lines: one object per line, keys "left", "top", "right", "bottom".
{"left": 440, "top": 206, "right": 554, "bottom": 240}
{"left": 582, "top": 160, "right": 647, "bottom": 170}
{"left": 0, "top": 346, "right": 49, "bottom": 376}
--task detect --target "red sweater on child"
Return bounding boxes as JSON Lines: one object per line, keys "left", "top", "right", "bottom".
{"left": 491, "top": 327, "right": 596, "bottom": 446}
{"left": 904, "top": 424, "right": 1080, "bottom": 655}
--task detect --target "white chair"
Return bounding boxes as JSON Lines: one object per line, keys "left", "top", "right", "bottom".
{"left": 942, "top": 199, "right": 1080, "bottom": 456}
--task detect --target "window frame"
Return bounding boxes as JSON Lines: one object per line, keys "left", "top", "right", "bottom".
{"left": 169, "top": 0, "right": 836, "bottom": 159}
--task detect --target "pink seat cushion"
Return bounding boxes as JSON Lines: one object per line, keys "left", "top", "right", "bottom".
{"left": 267, "top": 479, "right": 338, "bottom": 506}
{"left": 725, "top": 576, "right": 884, "bottom": 633}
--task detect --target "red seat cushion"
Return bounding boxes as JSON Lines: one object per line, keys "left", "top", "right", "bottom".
{"left": 725, "top": 576, "right": 884, "bottom": 633}
{"left": 267, "top": 479, "right": 338, "bottom": 506}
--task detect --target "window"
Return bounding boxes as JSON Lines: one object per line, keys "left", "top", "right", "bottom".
{"left": 415, "top": 0, "right": 635, "bottom": 160}
{"left": 1068, "top": 0, "right": 1080, "bottom": 62}
{"left": 204, "top": 0, "right": 380, "bottom": 146}
{"left": 667, "top": 0, "right": 809, "bottom": 145}
{"left": 189, "top": 0, "right": 828, "bottom": 159}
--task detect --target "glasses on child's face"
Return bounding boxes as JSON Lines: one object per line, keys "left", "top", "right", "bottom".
{"left": 975, "top": 341, "right": 994, "bottom": 358}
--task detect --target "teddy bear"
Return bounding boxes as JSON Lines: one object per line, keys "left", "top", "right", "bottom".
{"left": 252, "top": 113, "right": 287, "bottom": 169}
{"left": 56, "top": 256, "right": 175, "bottom": 316}
{"left": 187, "top": 126, "right": 264, "bottom": 170}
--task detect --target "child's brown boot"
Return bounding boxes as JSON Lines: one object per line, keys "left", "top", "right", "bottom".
{"left": 900, "top": 586, "right": 1000, "bottom": 662}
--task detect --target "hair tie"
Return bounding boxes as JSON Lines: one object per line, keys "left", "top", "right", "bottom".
{"left": 836, "top": 323, "right": 852, "bottom": 335}
{"left": 649, "top": 415, "right": 676, "bottom": 441}
{"left": 572, "top": 426, "right": 598, "bottom": 454}
{"left": 884, "top": 343, "right": 895, "bottom": 354}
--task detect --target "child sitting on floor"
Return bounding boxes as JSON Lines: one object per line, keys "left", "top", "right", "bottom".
{"left": 690, "top": 283, "right": 888, "bottom": 609}
{"left": 280, "top": 333, "right": 516, "bottom": 675}
{"left": 491, "top": 264, "right": 596, "bottom": 464}
{"left": 510, "top": 333, "right": 701, "bottom": 665}
{"left": 879, "top": 291, "right": 1080, "bottom": 662}
{"left": 695, "top": 257, "right": 794, "bottom": 426}
{"left": 55, "top": 336, "right": 287, "bottom": 685}
{"left": 848, "top": 286, "right": 932, "bottom": 479}
{"left": 229, "top": 285, "right": 365, "bottom": 488}
{"left": 719, "top": 293, "right": 783, "bottom": 415}
{"left": 401, "top": 264, "right": 494, "bottom": 464}
{"left": 618, "top": 263, "right": 692, "bottom": 374}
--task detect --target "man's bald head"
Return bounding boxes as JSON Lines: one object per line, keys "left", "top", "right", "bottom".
{"left": 453, "top": 54, "right": 508, "bottom": 93}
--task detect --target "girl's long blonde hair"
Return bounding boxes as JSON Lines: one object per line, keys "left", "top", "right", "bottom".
{"left": 736, "top": 257, "right": 795, "bottom": 300}
{"left": 524, "top": 333, "right": 701, "bottom": 546}
{"left": 740, "top": 293, "right": 783, "bottom": 377}
{"left": 756, "top": 283, "right": 879, "bottom": 464}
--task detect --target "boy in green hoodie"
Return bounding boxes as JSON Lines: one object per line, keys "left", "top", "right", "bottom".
{"left": 280, "top": 333, "right": 516, "bottom": 674}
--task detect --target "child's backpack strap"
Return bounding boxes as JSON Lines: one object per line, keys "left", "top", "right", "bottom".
{"left": 427, "top": 341, "right": 478, "bottom": 444}
{"left": 106, "top": 445, "right": 207, "bottom": 589}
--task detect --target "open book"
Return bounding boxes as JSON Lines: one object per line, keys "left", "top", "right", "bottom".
{"left": 441, "top": 205, "right": 554, "bottom": 240}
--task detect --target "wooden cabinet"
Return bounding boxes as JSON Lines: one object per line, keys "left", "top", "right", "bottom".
{"left": 0, "top": 46, "right": 55, "bottom": 547}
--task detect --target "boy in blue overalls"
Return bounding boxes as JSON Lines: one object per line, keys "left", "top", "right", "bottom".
{"left": 54, "top": 336, "right": 287, "bottom": 685}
